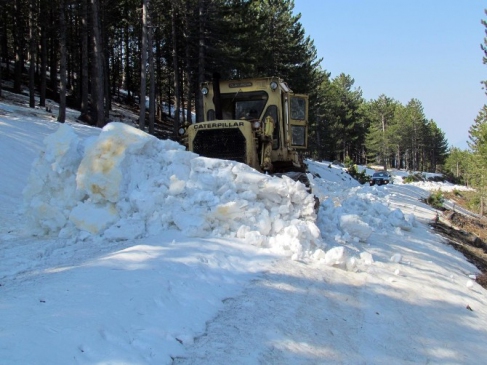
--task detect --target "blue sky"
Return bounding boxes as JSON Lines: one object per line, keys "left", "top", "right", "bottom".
{"left": 292, "top": 0, "right": 486, "bottom": 149}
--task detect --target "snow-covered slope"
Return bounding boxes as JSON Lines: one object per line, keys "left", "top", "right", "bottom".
{"left": 1, "top": 95, "right": 486, "bottom": 364}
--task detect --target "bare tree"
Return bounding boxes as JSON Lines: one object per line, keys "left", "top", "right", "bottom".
{"left": 148, "top": 22, "right": 155, "bottom": 135}
{"left": 197, "top": 0, "right": 207, "bottom": 123}
{"left": 57, "top": 0, "right": 67, "bottom": 123}
{"left": 184, "top": 0, "right": 192, "bottom": 125}
{"left": 139, "top": 0, "right": 148, "bottom": 131}
{"left": 39, "top": 0, "right": 47, "bottom": 109}
{"left": 91, "top": 0, "right": 105, "bottom": 127}
{"left": 171, "top": 1, "right": 181, "bottom": 138}
{"left": 0, "top": 20, "right": 3, "bottom": 98}
{"left": 13, "top": 0, "right": 24, "bottom": 94}
{"left": 79, "top": 0, "right": 89, "bottom": 121}
{"left": 28, "top": 0, "right": 37, "bottom": 108}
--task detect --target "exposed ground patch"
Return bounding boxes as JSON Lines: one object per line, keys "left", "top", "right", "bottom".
{"left": 430, "top": 209, "right": 487, "bottom": 288}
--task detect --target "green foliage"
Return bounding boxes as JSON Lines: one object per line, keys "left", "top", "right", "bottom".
{"left": 452, "top": 189, "right": 462, "bottom": 197}
{"left": 1, "top": 0, "right": 452, "bottom": 171}
{"left": 467, "top": 194, "right": 482, "bottom": 212}
{"left": 426, "top": 190, "right": 444, "bottom": 210}
{"left": 311, "top": 74, "right": 365, "bottom": 163}
{"left": 403, "top": 175, "right": 416, "bottom": 184}
{"left": 403, "top": 173, "right": 423, "bottom": 184}
{"left": 345, "top": 161, "right": 370, "bottom": 185}
{"left": 465, "top": 105, "right": 487, "bottom": 214}
{"left": 360, "top": 96, "right": 448, "bottom": 173}
{"left": 364, "top": 95, "right": 397, "bottom": 167}
{"left": 444, "top": 147, "right": 470, "bottom": 184}
{"left": 464, "top": 11, "right": 487, "bottom": 215}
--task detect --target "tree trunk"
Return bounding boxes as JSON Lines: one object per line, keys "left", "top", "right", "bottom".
{"left": 196, "top": 0, "right": 206, "bottom": 123}
{"left": 171, "top": 2, "right": 181, "bottom": 138}
{"left": 0, "top": 46, "right": 2, "bottom": 97}
{"left": 13, "top": 0, "right": 23, "bottom": 94}
{"left": 139, "top": 0, "right": 148, "bottom": 131}
{"left": 101, "top": 3, "right": 110, "bottom": 119}
{"left": 104, "top": 45, "right": 110, "bottom": 118}
{"left": 0, "top": 1, "right": 7, "bottom": 91}
{"left": 39, "top": 15, "right": 47, "bottom": 108}
{"left": 80, "top": 0, "right": 89, "bottom": 117}
{"left": 91, "top": 0, "right": 105, "bottom": 128}
{"left": 28, "top": 0, "right": 36, "bottom": 107}
{"left": 124, "top": 8, "right": 132, "bottom": 102}
{"left": 155, "top": 36, "right": 162, "bottom": 120}
{"left": 481, "top": 174, "right": 485, "bottom": 216}
{"left": 57, "top": 0, "right": 66, "bottom": 123}
{"left": 481, "top": 195, "right": 484, "bottom": 217}
{"left": 0, "top": 5, "right": 3, "bottom": 98}
{"left": 184, "top": 0, "right": 193, "bottom": 125}
{"left": 148, "top": 21, "right": 155, "bottom": 136}
{"left": 381, "top": 114, "right": 386, "bottom": 170}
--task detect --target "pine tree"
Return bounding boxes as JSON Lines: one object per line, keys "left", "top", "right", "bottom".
{"left": 364, "top": 95, "right": 397, "bottom": 169}
{"left": 468, "top": 105, "right": 487, "bottom": 214}
{"left": 444, "top": 147, "right": 470, "bottom": 184}
{"left": 424, "top": 119, "right": 448, "bottom": 172}
{"left": 308, "top": 70, "right": 332, "bottom": 160}
{"left": 326, "top": 74, "right": 364, "bottom": 162}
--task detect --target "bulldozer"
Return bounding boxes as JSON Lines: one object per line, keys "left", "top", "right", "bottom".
{"left": 180, "top": 76, "right": 310, "bottom": 183}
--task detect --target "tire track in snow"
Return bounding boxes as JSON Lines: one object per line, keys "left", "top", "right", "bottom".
{"left": 173, "top": 258, "right": 367, "bottom": 365}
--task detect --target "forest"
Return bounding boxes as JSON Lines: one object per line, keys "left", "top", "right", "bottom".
{"left": 0, "top": 0, "right": 454, "bottom": 173}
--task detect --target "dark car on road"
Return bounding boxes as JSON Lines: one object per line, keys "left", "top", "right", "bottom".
{"left": 369, "top": 171, "right": 392, "bottom": 186}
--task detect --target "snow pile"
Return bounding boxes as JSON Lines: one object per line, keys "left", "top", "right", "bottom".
{"left": 23, "top": 122, "right": 320, "bottom": 256}
{"left": 312, "top": 183, "right": 416, "bottom": 246}
{"left": 306, "top": 159, "right": 360, "bottom": 188}
{"left": 409, "top": 181, "right": 474, "bottom": 192}
{"left": 23, "top": 125, "right": 85, "bottom": 233}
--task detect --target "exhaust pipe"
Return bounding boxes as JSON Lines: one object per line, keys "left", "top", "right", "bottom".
{"left": 212, "top": 72, "right": 222, "bottom": 120}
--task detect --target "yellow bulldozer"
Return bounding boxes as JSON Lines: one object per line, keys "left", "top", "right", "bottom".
{"left": 180, "top": 76, "right": 310, "bottom": 183}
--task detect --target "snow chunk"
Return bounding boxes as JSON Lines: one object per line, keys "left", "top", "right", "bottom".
{"left": 23, "top": 124, "right": 84, "bottom": 235}
{"left": 76, "top": 122, "right": 159, "bottom": 203}
{"left": 339, "top": 214, "right": 373, "bottom": 242}
{"left": 69, "top": 201, "right": 119, "bottom": 234}
{"left": 323, "top": 246, "right": 350, "bottom": 269}
{"left": 390, "top": 253, "right": 402, "bottom": 263}
{"left": 387, "top": 209, "right": 412, "bottom": 231}
{"left": 360, "top": 251, "right": 374, "bottom": 265}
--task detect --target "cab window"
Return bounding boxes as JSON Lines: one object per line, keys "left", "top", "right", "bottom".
{"left": 290, "top": 97, "right": 306, "bottom": 120}
{"left": 219, "top": 91, "right": 268, "bottom": 120}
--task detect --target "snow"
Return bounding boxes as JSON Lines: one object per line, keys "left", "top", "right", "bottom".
{"left": 1, "top": 94, "right": 487, "bottom": 364}
{"left": 409, "top": 180, "right": 475, "bottom": 192}
{"left": 22, "top": 121, "right": 319, "bottom": 254}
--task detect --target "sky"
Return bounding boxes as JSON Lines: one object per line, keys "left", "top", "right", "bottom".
{"left": 1, "top": 90, "right": 487, "bottom": 364}
{"left": 293, "top": 0, "right": 486, "bottom": 149}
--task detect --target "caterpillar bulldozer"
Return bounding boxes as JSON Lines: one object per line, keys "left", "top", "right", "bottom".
{"left": 180, "top": 76, "right": 311, "bottom": 188}
{"left": 179, "top": 76, "right": 319, "bottom": 207}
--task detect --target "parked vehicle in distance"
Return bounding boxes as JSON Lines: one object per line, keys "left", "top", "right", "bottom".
{"left": 369, "top": 171, "right": 392, "bottom": 186}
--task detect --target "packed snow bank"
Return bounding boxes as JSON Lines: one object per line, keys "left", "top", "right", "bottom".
{"left": 308, "top": 171, "right": 416, "bottom": 243}
{"left": 409, "top": 180, "right": 474, "bottom": 192}
{"left": 23, "top": 122, "right": 320, "bottom": 256}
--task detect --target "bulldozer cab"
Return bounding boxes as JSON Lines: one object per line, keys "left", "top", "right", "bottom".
{"left": 182, "top": 77, "right": 309, "bottom": 173}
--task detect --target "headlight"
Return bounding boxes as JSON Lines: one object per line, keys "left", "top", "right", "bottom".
{"left": 270, "top": 81, "right": 278, "bottom": 90}
{"left": 178, "top": 127, "right": 186, "bottom": 135}
{"left": 201, "top": 86, "right": 209, "bottom": 95}
{"left": 252, "top": 121, "right": 261, "bottom": 129}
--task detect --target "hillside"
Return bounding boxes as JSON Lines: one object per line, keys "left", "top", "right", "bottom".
{"left": 1, "top": 92, "right": 487, "bottom": 364}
